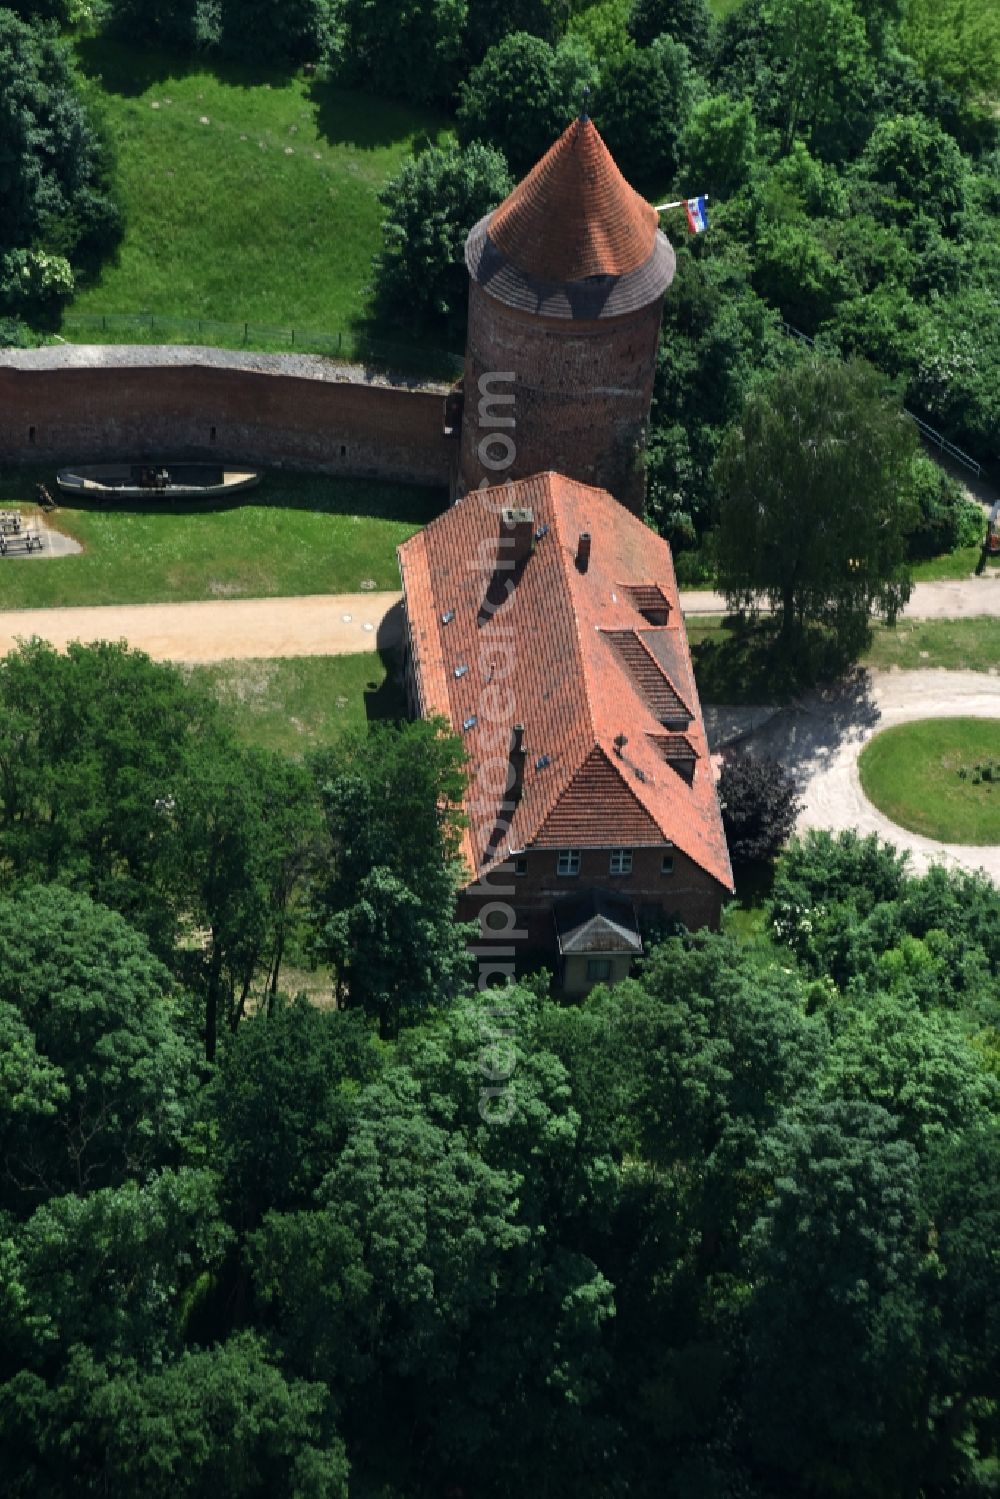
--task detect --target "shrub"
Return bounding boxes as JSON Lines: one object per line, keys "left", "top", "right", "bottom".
{"left": 906, "top": 453, "right": 984, "bottom": 559}
{"left": 371, "top": 142, "right": 513, "bottom": 334}
{"left": 718, "top": 753, "right": 800, "bottom": 864}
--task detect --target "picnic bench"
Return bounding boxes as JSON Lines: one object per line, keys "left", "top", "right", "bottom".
{"left": 0, "top": 530, "right": 43, "bottom": 556}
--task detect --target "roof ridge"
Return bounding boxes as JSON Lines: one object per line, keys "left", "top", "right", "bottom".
{"left": 547, "top": 472, "right": 603, "bottom": 754}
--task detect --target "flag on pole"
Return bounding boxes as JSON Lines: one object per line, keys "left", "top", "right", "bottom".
{"left": 685, "top": 195, "right": 709, "bottom": 234}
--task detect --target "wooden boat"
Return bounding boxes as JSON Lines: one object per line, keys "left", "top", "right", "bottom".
{"left": 56, "top": 463, "right": 261, "bottom": 501}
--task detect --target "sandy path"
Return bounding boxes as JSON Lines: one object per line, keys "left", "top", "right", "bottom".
{"left": 2, "top": 575, "right": 998, "bottom": 664}
{"left": 736, "top": 668, "right": 1000, "bottom": 881}
{"left": 678, "top": 578, "right": 1000, "bottom": 617}
{"left": 0, "top": 592, "right": 404, "bottom": 662}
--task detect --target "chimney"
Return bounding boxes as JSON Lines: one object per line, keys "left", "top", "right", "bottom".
{"left": 507, "top": 722, "right": 526, "bottom": 806}
{"left": 499, "top": 507, "right": 534, "bottom": 571}
{"left": 576, "top": 532, "right": 591, "bottom": 572}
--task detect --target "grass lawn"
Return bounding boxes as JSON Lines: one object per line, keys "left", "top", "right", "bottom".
{"left": 910, "top": 544, "right": 985, "bottom": 581}
{"left": 858, "top": 718, "right": 1000, "bottom": 844}
{"left": 70, "top": 39, "right": 451, "bottom": 341}
{"left": 686, "top": 614, "right": 1000, "bottom": 703}
{"left": 0, "top": 465, "right": 441, "bottom": 608}
{"left": 187, "top": 651, "right": 405, "bottom": 757}
{"left": 865, "top": 617, "right": 1000, "bottom": 674}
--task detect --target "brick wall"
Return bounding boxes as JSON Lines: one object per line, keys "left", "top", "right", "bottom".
{"left": 458, "top": 842, "right": 727, "bottom": 976}
{"left": 0, "top": 352, "right": 453, "bottom": 487}
{"left": 458, "top": 284, "right": 664, "bottom": 515}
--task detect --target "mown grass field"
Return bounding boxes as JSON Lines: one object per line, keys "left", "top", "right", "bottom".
{"left": 685, "top": 613, "right": 1000, "bottom": 703}
{"left": 70, "top": 39, "right": 450, "bottom": 338}
{"left": 188, "top": 652, "right": 405, "bottom": 756}
{"left": 858, "top": 717, "right": 1000, "bottom": 844}
{"left": 0, "top": 466, "right": 441, "bottom": 608}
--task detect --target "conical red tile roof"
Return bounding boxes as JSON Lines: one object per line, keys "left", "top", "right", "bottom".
{"left": 489, "top": 116, "right": 659, "bottom": 284}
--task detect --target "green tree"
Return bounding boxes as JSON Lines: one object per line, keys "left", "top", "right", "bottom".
{"left": 168, "top": 744, "right": 325, "bottom": 1061}
{"left": 2, "top": 1168, "right": 228, "bottom": 1371}
{"left": 0, "top": 1336, "right": 348, "bottom": 1498}
{"left": 0, "top": 886, "right": 197, "bottom": 1212}
{"left": 105, "top": 0, "right": 221, "bottom": 51}
{"left": 311, "top": 718, "right": 474, "bottom": 1037}
{"left": 371, "top": 142, "right": 512, "bottom": 335}
{"left": 219, "top": 0, "right": 341, "bottom": 62}
{"left": 714, "top": 356, "right": 918, "bottom": 665}
{"left": 901, "top": 0, "right": 1000, "bottom": 108}
{"left": 457, "top": 32, "right": 596, "bottom": 177}
{"left": 920, "top": 1126, "right": 1000, "bottom": 1489}
{"left": 343, "top": 0, "right": 468, "bottom": 104}
{"left": 678, "top": 92, "right": 756, "bottom": 200}
{"left": 593, "top": 34, "right": 697, "bottom": 191}
{"left": 212, "top": 1000, "right": 381, "bottom": 1229}
{"left": 627, "top": 0, "right": 712, "bottom": 63}
{"left": 465, "top": 0, "right": 570, "bottom": 57}
{"left": 761, "top": 0, "right": 874, "bottom": 152}
{"left": 853, "top": 113, "right": 967, "bottom": 231}
{"left": 746, "top": 1101, "right": 925, "bottom": 1497}
{"left": 0, "top": 10, "right": 120, "bottom": 313}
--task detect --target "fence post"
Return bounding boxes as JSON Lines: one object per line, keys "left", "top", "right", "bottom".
{"left": 291, "top": 327, "right": 295, "bottom": 347}
{"left": 244, "top": 321, "right": 248, "bottom": 344}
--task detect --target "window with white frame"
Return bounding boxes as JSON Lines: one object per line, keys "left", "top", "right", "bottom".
{"left": 609, "top": 848, "right": 633, "bottom": 876}
{"left": 556, "top": 849, "right": 581, "bottom": 876}
{"left": 661, "top": 853, "right": 675, "bottom": 875}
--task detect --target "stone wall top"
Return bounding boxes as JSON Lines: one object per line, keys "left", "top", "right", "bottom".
{"left": 0, "top": 344, "right": 454, "bottom": 394}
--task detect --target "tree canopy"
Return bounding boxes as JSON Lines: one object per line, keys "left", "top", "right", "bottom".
{"left": 714, "top": 355, "right": 918, "bottom": 663}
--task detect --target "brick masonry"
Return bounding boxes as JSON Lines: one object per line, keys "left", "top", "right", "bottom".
{"left": 0, "top": 349, "right": 454, "bottom": 487}
{"left": 458, "top": 282, "right": 664, "bottom": 515}
{"left": 457, "top": 844, "right": 726, "bottom": 975}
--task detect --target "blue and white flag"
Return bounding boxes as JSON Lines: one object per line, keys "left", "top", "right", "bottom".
{"left": 685, "top": 195, "right": 709, "bottom": 234}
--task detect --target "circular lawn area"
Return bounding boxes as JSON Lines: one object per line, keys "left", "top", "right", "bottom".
{"left": 858, "top": 717, "right": 1000, "bottom": 844}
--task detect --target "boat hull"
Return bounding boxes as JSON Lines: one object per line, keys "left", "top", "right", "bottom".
{"left": 56, "top": 463, "right": 262, "bottom": 501}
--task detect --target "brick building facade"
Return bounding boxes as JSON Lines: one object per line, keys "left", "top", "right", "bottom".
{"left": 398, "top": 474, "right": 733, "bottom": 988}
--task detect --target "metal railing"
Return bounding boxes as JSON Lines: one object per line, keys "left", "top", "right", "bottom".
{"left": 780, "top": 321, "right": 983, "bottom": 479}
{"left": 59, "top": 311, "right": 464, "bottom": 383}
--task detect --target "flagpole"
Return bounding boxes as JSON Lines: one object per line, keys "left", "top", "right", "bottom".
{"left": 654, "top": 195, "right": 710, "bottom": 212}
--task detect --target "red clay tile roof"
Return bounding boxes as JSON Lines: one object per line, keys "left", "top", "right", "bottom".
{"left": 488, "top": 116, "right": 659, "bottom": 284}
{"left": 398, "top": 473, "right": 734, "bottom": 895}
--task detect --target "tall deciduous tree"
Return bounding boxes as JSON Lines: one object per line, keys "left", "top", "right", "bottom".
{"left": 593, "top": 34, "right": 697, "bottom": 191}
{"left": 311, "top": 718, "right": 473, "bottom": 1036}
{"left": 746, "top": 1101, "right": 925, "bottom": 1497}
{"left": 457, "top": 32, "right": 596, "bottom": 177}
{"left": 714, "top": 356, "right": 918, "bottom": 664}
{"left": 0, "top": 10, "right": 119, "bottom": 312}
{"left": 343, "top": 0, "right": 468, "bottom": 104}
{"left": 0, "top": 886, "right": 197, "bottom": 1212}
{"left": 371, "top": 143, "right": 512, "bottom": 335}
{"left": 901, "top": 0, "right": 1000, "bottom": 109}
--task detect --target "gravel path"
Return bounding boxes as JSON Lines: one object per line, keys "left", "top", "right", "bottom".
{"left": 0, "top": 592, "right": 404, "bottom": 662}
{"left": 736, "top": 668, "right": 1000, "bottom": 881}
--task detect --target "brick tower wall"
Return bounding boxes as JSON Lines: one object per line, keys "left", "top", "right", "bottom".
{"left": 458, "top": 281, "right": 664, "bottom": 515}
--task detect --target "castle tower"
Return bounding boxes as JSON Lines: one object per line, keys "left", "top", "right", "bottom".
{"left": 457, "top": 112, "right": 676, "bottom": 515}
